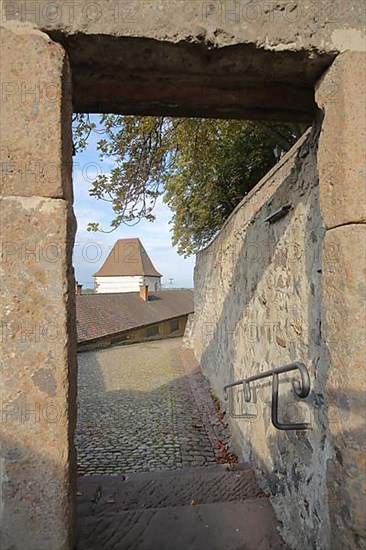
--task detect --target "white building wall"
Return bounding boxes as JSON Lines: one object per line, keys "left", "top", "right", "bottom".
{"left": 144, "top": 276, "right": 162, "bottom": 292}
{"left": 94, "top": 275, "right": 161, "bottom": 293}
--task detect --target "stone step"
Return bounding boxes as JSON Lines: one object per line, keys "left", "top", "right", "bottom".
{"left": 77, "top": 464, "right": 265, "bottom": 514}
{"left": 77, "top": 499, "right": 287, "bottom": 550}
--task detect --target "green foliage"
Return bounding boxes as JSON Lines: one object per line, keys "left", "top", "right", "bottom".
{"left": 73, "top": 115, "right": 297, "bottom": 255}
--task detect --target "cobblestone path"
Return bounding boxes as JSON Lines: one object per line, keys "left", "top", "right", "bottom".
{"left": 76, "top": 338, "right": 234, "bottom": 475}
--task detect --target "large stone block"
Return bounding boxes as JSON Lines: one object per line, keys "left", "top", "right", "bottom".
{"left": 1, "top": 0, "right": 365, "bottom": 52}
{"left": 2, "top": 1, "right": 365, "bottom": 119}
{"left": 322, "top": 225, "right": 366, "bottom": 548}
{"left": 0, "top": 25, "right": 72, "bottom": 199}
{"left": 0, "top": 195, "right": 77, "bottom": 549}
{"left": 316, "top": 51, "right": 366, "bottom": 228}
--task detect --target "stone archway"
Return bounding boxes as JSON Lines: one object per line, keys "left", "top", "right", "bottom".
{"left": 1, "top": 2, "right": 365, "bottom": 548}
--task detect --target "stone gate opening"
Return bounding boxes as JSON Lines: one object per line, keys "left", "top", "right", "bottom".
{"left": 1, "top": 2, "right": 365, "bottom": 549}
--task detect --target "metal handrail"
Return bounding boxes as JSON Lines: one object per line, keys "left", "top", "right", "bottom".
{"left": 223, "top": 362, "right": 311, "bottom": 430}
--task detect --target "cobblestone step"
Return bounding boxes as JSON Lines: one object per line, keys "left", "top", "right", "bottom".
{"left": 76, "top": 341, "right": 286, "bottom": 549}
{"left": 77, "top": 499, "right": 287, "bottom": 550}
{"left": 77, "top": 464, "right": 265, "bottom": 514}
{"left": 77, "top": 465, "right": 287, "bottom": 549}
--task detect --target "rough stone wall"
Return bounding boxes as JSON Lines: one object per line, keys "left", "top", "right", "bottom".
{"left": 190, "top": 80, "right": 366, "bottom": 546}
{"left": 189, "top": 127, "right": 333, "bottom": 549}
{"left": 0, "top": 27, "right": 77, "bottom": 549}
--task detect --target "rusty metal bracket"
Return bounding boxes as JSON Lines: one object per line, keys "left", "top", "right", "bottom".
{"left": 263, "top": 204, "right": 292, "bottom": 224}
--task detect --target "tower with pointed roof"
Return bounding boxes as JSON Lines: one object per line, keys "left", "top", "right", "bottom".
{"left": 93, "top": 238, "right": 162, "bottom": 294}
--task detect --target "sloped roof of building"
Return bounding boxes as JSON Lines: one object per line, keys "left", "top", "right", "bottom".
{"left": 94, "top": 238, "right": 162, "bottom": 277}
{"left": 76, "top": 289, "right": 194, "bottom": 343}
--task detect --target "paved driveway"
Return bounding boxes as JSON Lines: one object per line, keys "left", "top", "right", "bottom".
{"left": 76, "top": 338, "right": 229, "bottom": 475}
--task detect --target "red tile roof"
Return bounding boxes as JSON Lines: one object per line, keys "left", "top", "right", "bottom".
{"left": 76, "top": 290, "right": 194, "bottom": 343}
{"left": 94, "top": 238, "right": 162, "bottom": 277}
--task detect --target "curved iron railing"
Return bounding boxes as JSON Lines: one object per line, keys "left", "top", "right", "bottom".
{"left": 223, "top": 362, "right": 311, "bottom": 430}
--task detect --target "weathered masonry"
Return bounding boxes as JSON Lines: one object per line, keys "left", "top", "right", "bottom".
{"left": 0, "top": 2, "right": 365, "bottom": 549}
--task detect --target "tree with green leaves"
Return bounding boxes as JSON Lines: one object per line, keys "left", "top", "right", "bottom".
{"left": 73, "top": 115, "right": 300, "bottom": 256}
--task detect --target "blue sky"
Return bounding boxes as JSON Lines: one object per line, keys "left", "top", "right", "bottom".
{"left": 72, "top": 116, "right": 195, "bottom": 288}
